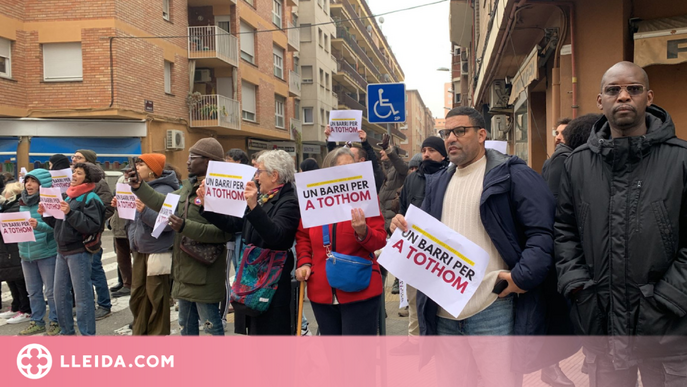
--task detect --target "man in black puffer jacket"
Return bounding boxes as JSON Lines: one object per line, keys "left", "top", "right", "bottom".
{"left": 555, "top": 61, "right": 687, "bottom": 385}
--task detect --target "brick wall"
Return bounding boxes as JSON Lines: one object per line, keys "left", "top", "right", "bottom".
{"left": 0, "top": 30, "right": 27, "bottom": 113}
{"left": 23, "top": 0, "right": 115, "bottom": 21}
{"left": 0, "top": 0, "right": 25, "bottom": 20}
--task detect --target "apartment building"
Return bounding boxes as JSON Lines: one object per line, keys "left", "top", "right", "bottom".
{"left": 451, "top": 0, "right": 687, "bottom": 171}
{"left": 0, "top": 0, "right": 299, "bottom": 176}
{"left": 399, "top": 90, "right": 435, "bottom": 158}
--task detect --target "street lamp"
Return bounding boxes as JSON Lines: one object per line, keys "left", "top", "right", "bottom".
{"left": 436, "top": 67, "right": 450, "bottom": 72}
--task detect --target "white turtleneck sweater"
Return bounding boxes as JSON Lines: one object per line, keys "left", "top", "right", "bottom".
{"left": 437, "top": 155, "right": 509, "bottom": 320}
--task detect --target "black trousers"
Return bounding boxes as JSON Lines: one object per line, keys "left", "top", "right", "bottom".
{"left": 7, "top": 279, "right": 31, "bottom": 314}
{"left": 311, "top": 295, "right": 380, "bottom": 335}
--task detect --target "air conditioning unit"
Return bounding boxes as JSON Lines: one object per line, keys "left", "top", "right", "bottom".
{"left": 453, "top": 45, "right": 461, "bottom": 57}
{"left": 489, "top": 80, "right": 509, "bottom": 109}
{"left": 166, "top": 130, "right": 185, "bottom": 150}
{"left": 491, "top": 115, "right": 508, "bottom": 140}
{"left": 461, "top": 61, "right": 468, "bottom": 76}
{"left": 461, "top": 49, "right": 468, "bottom": 61}
{"left": 194, "top": 69, "right": 211, "bottom": 83}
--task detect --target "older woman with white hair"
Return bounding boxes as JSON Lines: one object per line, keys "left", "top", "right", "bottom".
{"left": 199, "top": 149, "right": 301, "bottom": 335}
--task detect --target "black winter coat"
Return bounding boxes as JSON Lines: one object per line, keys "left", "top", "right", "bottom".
{"left": 541, "top": 143, "right": 572, "bottom": 200}
{"left": 0, "top": 198, "right": 23, "bottom": 282}
{"left": 555, "top": 105, "right": 687, "bottom": 366}
{"left": 201, "top": 183, "right": 301, "bottom": 335}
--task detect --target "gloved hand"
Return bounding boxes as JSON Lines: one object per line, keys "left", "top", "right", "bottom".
{"left": 377, "top": 133, "right": 390, "bottom": 150}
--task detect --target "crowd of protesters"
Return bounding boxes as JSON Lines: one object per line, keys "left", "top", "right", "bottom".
{"left": 0, "top": 61, "right": 685, "bottom": 386}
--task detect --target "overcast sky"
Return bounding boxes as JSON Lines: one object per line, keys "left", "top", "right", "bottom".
{"left": 367, "top": 0, "right": 451, "bottom": 121}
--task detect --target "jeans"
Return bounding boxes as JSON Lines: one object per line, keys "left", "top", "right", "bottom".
{"left": 91, "top": 248, "right": 111, "bottom": 310}
{"left": 177, "top": 299, "right": 224, "bottom": 336}
{"left": 54, "top": 252, "right": 96, "bottom": 336}
{"left": 21, "top": 257, "right": 58, "bottom": 326}
{"left": 585, "top": 350, "right": 687, "bottom": 387}
{"left": 435, "top": 295, "right": 521, "bottom": 387}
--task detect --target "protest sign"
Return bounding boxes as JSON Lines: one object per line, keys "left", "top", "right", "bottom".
{"left": 399, "top": 280, "right": 408, "bottom": 309}
{"left": 378, "top": 205, "right": 489, "bottom": 318}
{"left": 40, "top": 187, "right": 65, "bottom": 220}
{"left": 151, "top": 193, "right": 180, "bottom": 238}
{"left": 294, "top": 161, "right": 379, "bottom": 228}
{"left": 204, "top": 161, "right": 257, "bottom": 217}
{"left": 19, "top": 167, "right": 27, "bottom": 183}
{"left": 485, "top": 140, "right": 508, "bottom": 154}
{"left": 0, "top": 211, "right": 36, "bottom": 243}
{"left": 49, "top": 168, "right": 73, "bottom": 193}
{"left": 115, "top": 183, "right": 137, "bottom": 221}
{"left": 328, "top": 110, "right": 363, "bottom": 143}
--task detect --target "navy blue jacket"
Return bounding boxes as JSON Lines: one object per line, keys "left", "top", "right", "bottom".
{"left": 417, "top": 149, "right": 577, "bottom": 372}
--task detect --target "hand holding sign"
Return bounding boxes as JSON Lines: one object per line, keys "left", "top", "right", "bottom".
{"left": 37, "top": 203, "right": 45, "bottom": 216}
{"left": 351, "top": 208, "right": 368, "bottom": 238}
{"left": 60, "top": 201, "right": 71, "bottom": 215}
{"left": 245, "top": 181, "right": 258, "bottom": 210}
{"left": 29, "top": 218, "right": 38, "bottom": 229}
{"left": 167, "top": 214, "right": 184, "bottom": 232}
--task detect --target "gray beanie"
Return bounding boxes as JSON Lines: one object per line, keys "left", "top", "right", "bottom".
{"left": 409, "top": 153, "right": 423, "bottom": 168}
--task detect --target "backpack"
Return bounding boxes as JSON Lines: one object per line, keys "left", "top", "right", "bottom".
{"left": 72, "top": 191, "right": 104, "bottom": 253}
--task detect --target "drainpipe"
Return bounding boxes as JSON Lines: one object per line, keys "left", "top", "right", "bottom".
{"left": 569, "top": 4, "right": 578, "bottom": 118}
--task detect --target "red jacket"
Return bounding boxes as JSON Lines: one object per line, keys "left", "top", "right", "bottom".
{"left": 295, "top": 214, "right": 387, "bottom": 305}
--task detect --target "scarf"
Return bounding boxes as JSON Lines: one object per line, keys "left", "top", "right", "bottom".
{"left": 258, "top": 184, "right": 284, "bottom": 206}
{"left": 419, "top": 159, "right": 449, "bottom": 176}
{"left": 20, "top": 190, "right": 40, "bottom": 207}
{"left": 66, "top": 183, "right": 96, "bottom": 199}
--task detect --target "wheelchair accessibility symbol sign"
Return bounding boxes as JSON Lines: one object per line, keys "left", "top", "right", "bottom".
{"left": 367, "top": 83, "right": 406, "bottom": 124}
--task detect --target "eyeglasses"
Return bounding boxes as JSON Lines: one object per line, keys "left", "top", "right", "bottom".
{"left": 71, "top": 155, "right": 85, "bottom": 160}
{"left": 255, "top": 169, "right": 268, "bottom": 175}
{"left": 438, "top": 126, "right": 481, "bottom": 140}
{"left": 603, "top": 84, "right": 645, "bottom": 97}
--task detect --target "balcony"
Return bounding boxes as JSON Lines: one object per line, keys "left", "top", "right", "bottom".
{"left": 287, "top": 22, "right": 300, "bottom": 52}
{"left": 188, "top": 26, "right": 238, "bottom": 68}
{"left": 334, "top": 27, "right": 382, "bottom": 82}
{"left": 189, "top": 94, "right": 241, "bottom": 131}
{"left": 338, "top": 92, "right": 366, "bottom": 112}
{"left": 333, "top": 56, "right": 367, "bottom": 92}
{"left": 289, "top": 70, "right": 301, "bottom": 97}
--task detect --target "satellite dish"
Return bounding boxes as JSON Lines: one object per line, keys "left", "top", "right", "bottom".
{"left": 379, "top": 17, "right": 385, "bottom": 24}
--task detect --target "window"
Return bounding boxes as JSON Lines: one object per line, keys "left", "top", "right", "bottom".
{"left": 300, "top": 24, "right": 312, "bottom": 42}
{"left": 320, "top": 108, "right": 325, "bottom": 123}
{"left": 273, "top": 45, "right": 284, "bottom": 79}
{"left": 272, "top": 0, "right": 282, "bottom": 27}
{"left": 303, "top": 107, "right": 314, "bottom": 124}
{"left": 302, "top": 65, "right": 313, "bottom": 83}
{"left": 318, "top": 28, "right": 323, "bottom": 47}
{"left": 43, "top": 42, "right": 83, "bottom": 82}
{"left": 325, "top": 73, "right": 330, "bottom": 90}
{"left": 324, "top": 34, "right": 329, "bottom": 52}
{"left": 275, "top": 96, "right": 285, "bottom": 128}
{"left": 163, "top": 0, "right": 170, "bottom": 21}
{"left": 242, "top": 82, "right": 257, "bottom": 121}
{"left": 240, "top": 22, "right": 255, "bottom": 64}
{"left": 216, "top": 16, "right": 231, "bottom": 33}
{"left": 319, "top": 68, "right": 324, "bottom": 87}
{"left": 164, "top": 61, "right": 172, "bottom": 94}
{"left": 0, "top": 38, "right": 11, "bottom": 78}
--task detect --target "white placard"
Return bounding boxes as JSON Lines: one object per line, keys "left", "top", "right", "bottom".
{"left": 328, "top": 110, "right": 363, "bottom": 143}
{"left": 378, "top": 205, "right": 489, "bottom": 318}
{"left": 485, "top": 140, "right": 508, "bottom": 155}
{"left": 115, "top": 183, "right": 137, "bottom": 221}
{"left": 49, "top": 168, "right": 73, "bottom": 193}
{"left": 40, "top": 187, "right": 65, "bottom": 220}
{"left": 19, "top": 167, "right": 27, "bottom": 183}
{"left": 204, "top": 161, "right": 257, "bottom": 217}
{"left": 294, "top": 161, "right": 379, "bottom": 228}
{"left": 151, "top": 193, "right": 180, "bottom": 239}
{"left": 0, "top": 211, "right": 36, "bottom": 243}
{"left": 399, "top": 280, "right": 409, "bottom": 309}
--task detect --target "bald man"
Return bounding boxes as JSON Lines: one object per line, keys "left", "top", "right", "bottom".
{"left": 555, "top": 61, "right": 687, "bottom": 386}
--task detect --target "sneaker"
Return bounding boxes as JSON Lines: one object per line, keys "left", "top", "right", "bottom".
{"left": 109, "top": 283, "right": 124, "bottom": 292}
{"left": 111, "top": 287, "right": 131, "bottom": 298}
{"left": 19, "top": 321, "right": 46, "bottom": 335}
{"left": 0, "top": 310, "right": 17, "bottom": 319}
{"left": 300, "top": 325, "right": 312, "bottom": 336}
{"left": 95, "top": 307, "right": 111, "bottom": 320}
{"left": 46, "top": 322, "right": 61, "bottom": 336}
{"left": 398, "top": 306, "right": 409, "bottom": 317}
{"left": 7, "top": 312, "right": 31, "bottom": 324}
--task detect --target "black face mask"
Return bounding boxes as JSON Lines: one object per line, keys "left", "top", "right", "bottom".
{"left": 419, "top": 159, "right": 448, "bottom": 176}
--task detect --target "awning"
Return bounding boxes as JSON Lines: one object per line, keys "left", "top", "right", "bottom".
{"left": 0, "top": 137, "right": 18, "bottom": 163}
{"left": 634, "top": 15, "right": 687, "bottom": 67}
{"left": 29, "top": 137, "right": 142, "bottom": 163}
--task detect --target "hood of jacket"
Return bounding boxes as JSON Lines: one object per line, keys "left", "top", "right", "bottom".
{"left": 148, "top": 169, "right": 180, "bottom": 191}
{"left": 588, "top": 105, "right": 674, "bottom": 154}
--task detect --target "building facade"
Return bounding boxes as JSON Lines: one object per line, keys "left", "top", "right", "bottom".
{"left": 0, "top": 0, "right": 300, "bottom": 177}
{"left": 399, "top": 90, "right": 435, "bottom": 159}
{"left": 450, "top": 0, "right": 687, "bottom": 171}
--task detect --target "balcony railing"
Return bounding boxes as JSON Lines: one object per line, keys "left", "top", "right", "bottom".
{"left": 339, "top": 93, "right": 365, "bottom": 113}
{"left": 287, "top": 22, "right": 300, "bottom": 51}
{"left": 335, "top": 56, "right": 367, "bottom": 90}
{"left": 189, "top": 94, "right": 241, "bottom": 131}
{"left": 289, "top": 70, "right": 301, "bottom": 97}
{"left": 335, "top": 27, "right": 382, "bottom": 82}
{"left": 188, "top": 26, "right": 239, "bottom": 67}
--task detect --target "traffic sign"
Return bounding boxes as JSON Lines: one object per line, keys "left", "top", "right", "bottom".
{"left": 367, "top": 83, "right": 406, "bottom": 123}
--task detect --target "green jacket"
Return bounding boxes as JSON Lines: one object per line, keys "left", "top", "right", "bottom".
{"left": 134, "top": 177, "right": 231, "bottom": 303}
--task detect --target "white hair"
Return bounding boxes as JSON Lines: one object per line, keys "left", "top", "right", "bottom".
{"left": 257, "top": 150, "right": 295, "bottom": 184}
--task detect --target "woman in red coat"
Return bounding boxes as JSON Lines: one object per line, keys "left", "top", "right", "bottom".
{"left": 295, "top": 147, "right": 387, "bottom": 335}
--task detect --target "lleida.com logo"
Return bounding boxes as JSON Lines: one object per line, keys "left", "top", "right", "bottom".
{"left": 17, "top": 344, "right": 52, "bottom": 380}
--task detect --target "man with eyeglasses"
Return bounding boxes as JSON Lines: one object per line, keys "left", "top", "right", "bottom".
{"left": 390, "top": 107, "right": 560, "bottom": 385}
{"left": 555, "top": 61, "right": 687, "bottom": 386}
{"left": 72, "top": 149, "right": 114, "bottom": 320}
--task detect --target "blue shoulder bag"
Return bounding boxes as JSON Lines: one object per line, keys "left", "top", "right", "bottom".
{"left": 323, "top": 224, "right": 373, "bottom": 293}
